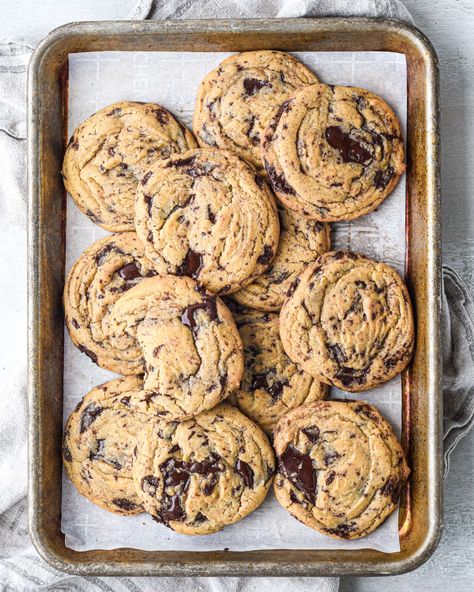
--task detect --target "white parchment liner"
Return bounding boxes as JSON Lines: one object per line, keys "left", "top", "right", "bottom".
{"left": 62, "top": 50, "right": 407, "bottom": 552}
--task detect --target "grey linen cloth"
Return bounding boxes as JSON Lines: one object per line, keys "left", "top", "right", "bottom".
{"left": 0, "top": 0, "right": 471, "bottom": 590}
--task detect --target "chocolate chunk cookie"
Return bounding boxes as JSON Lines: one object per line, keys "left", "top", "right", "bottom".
{"left": 63, "top": 376, "right": 148, "bottom": 515}
{"left": 230, "top": 306, "right": 327, "bottom": 436}
{"left": 279, "top": 251, "right": 414, "bottom": 391}
{"left": 133, "top": 403, "right": 275, "bottom": 534}
{"left": 135, "top": 149, "right": 280, "bottom": 294}
{"left": 273, "top": 400, "right": 409, "bottom": 539}
{"left": 62, "top": 101, "right": 197, "bottom": 231}
{"left": 193, "top": 51, "right": 318, "bottom": 172}
{"left": 261, "top": 84, "right": 405, "bottom": 221}
{"left": 232, "top": 208, "right": 330, "bottom": 311}
{"left": 64, "top": 232, "right": 157, "bottom": 374}
{"left": 106, "top": 275, "right": 243, "bottom": 420}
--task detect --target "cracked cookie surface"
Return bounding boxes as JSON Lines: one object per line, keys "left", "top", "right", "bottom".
{"left": 63, "top": 376, "right": 148, "bottom": 515}
{"left": 106, "top": 275, "right": 243, "bottom": 420}
{"left": 133, "top": 403, "right": 275, "bottom": 534}
{"left": 229, "top": 306, "right": 327, "bottom": 436}
{"left": 135, "top": 149, "right": 280, "bottom": 294}
{"left": 273, "top": 400, "right": 409, "bottom": 539}
{"left": 279, "top": 251, "right": 414, "bottom": 391}
{"left": 261, "top": 84, "right": 405, "bottom": 221}
{"left": 232, "top": 208, "right": 330, "bottom": 311}
{"left": 62, "top": 101, "right": 197, "bottom": 231}
{"left": 64, "top": 232, "right": 157, "bottom": 374}
{"left": 193, "top": 50, "right": 318, "bottom": 172}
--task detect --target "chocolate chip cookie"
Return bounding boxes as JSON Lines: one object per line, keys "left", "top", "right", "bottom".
{"left": 273, "top": 400, "right": 409, "bottom": 539}
{"left": 230, "top": 305, "right": 328, "bottom": 436}
{"left": 133, "top": 403, "right": 275, "bottom": 534}
{"left": 193, "top": 51, "right": 318, "bottom": 172}
{"left": 106, "top": 275, "right": 243, "bottom": 420}
{"left": 135, "top": 149, "right": 280, "bottom": 294}
{"left": 63, "top": 376, "right": 148, "bottom": 515}
{"left": 232, "top": 208, "right": 330, "bottom": 311}
{"left": 279, "top": 251, "right": 414, "bottom": 391}
{"left": 62, "top": 101, "right": 198, "bottom": 232}
{"left": 64, "top": 232, "right": 157, "bottom": 374}
{"left": 261, "top": 84, "right": 405, "bottom": 221}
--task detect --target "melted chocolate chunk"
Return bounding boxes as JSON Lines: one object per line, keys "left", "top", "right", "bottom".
{"left": 328, "top": 344, "right": 347, "bottom": 364}
{"left": 249, "top": 373, "right": 288, "bottom": 399}
{"left": 62, "top": 438, "right": 72, "bottom": 463}
{"left": 324, "top": 450, "right": 340, "bottom": 466}
{"left": 112, "top": 498, "right": 138, "bottom": 511}
{"left": 255, "top": 174, "right": 265, "bottom": 189}
{"left": 78, "top": 345, "right": 98, "bottom": 364}
{"left": 80, "top": 403, "right": 104, "bottom": 433}
{"left": 336, "top": 366, "right": 368, "bottom": 388}
{"left": 289, "top": 490, "right": 300, "bottom": 504}
{"left": 325, "top": 523, "right": 355, "bottom": 539}
{"left": 355, "top": 280, "right": 367, "bottom": 289}
{"left": 162, "top": 494, "right": 185, "bottom": 523}
{"left": 95, "top": 244, "right": 122, "bottom": 266}
{"left": 278, "top": 444, "right": 316, "bottom": 503}
{"left": 326, "top": 470, "right": 336, "bottom": 485}
{"left": 107, "top": 107, "right": 122, "bottom": 117}
{"left": 117, "top": 262, "right": 141, "bottom": 281}
{"left": 374, "top": 166, "right": 395, "bottom": 189}
{"left": 243, "top": 78, "right": 271, "bottom": 96}
{"left": 153, "top": 107, "right": 169, "bottom": 124}
{"left": 325, "top": 126, "right": 373, "bottom": 165}
{"left": 257, "top": 246, "right": 274, "bottom": 266}
{"left": 302, "top": 426, "right": 320, "bottom": 443}
{"left": 181, "top": 294, "right": 218, "bottom": 333}
{"left": 89, "top": 438, "right": 106, "bottom": 461}
{"left": 235, "top": 460, "right": 254, "bottom": 488}
{"left": 207, "top": 205, "right": 216, "bottom": 224}
{"left": 142, "top": 475, "right": 160, "bottom": 495}
{"left": 71, "top": 318, "right": 80, "bottom": 329}
{"left": 172, "top": 155, "right": 196, "bottom": 168}
{"left": 287, "top": 277, "right": 300, "bottom": 297}
{"left": 120, "top": 396, "right": 131, "bottom": 406}
{"left": 265, "top": 163, "right": 296, "bottom": 195}
{"left": 177, "top": 249, "right": 204, "bottom": 279}
{"left": 194, "top": 511, "right": 207, "bottom": 523}
{"left": 67, "top": 135, "right": 79, "bottom": 150}
{"left": 84, "top": 211, "right": 101, "bottom": 226}
{"left": 158, "top": 453, "right": 224, "bottom": 520}
{"left": 380, "top": 476, "right": 402, "bottom": 504}
{"left": 141, "top": 171, "right": 153, "bottom": 185}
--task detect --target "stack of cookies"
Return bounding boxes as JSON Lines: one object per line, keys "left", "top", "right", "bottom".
{"left": 62, "top": 50, "right": 412, "bottom": 540}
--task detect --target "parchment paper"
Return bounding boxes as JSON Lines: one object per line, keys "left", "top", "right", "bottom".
{"left": 62, "top": 50, "right": 407, "bottom": 553}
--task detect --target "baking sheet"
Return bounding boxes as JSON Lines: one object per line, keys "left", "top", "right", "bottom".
{"left": 62, "top": 50, "right": 407, "bottom": 553}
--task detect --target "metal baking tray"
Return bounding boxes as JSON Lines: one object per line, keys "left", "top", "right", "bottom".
{"left": 27, "top": 17, "right": 442, "bottom": 576}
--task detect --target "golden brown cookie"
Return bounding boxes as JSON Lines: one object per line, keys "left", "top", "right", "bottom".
{"left": 232, "top": 208, "right": 330, "bottom": 311}
{"left": 135, "top": 149, "right": 280, "bottom": 295}
{"left": 62, "top": 101, "right": 197, "bottom": 231}
{"left": 193, "top": 50, "right": 318, "bottom": 172}
{"left": 133, "top": 404, "right": 275, "bottom": 534}
{"left": 261, "top": 84, "right": 405, "bottom": 221}
{"left": 63, "top": 376, "right": 148, "bottom": 515}
{"left": 279, "top": 251, "right": 414, "bottom": 391}
{"left": 228, "top": 305, "right": 327, "bottom": 436}
{"left": 273, "top": 400, "right": 409, "bottom": 539}
{"left": 106, "top": 275, "right": 243, "bottom": 420}
{"left": 64, "top": 232, "right": 156, "bottom": 374}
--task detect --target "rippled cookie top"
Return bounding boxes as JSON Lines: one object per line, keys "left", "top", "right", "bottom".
{"left": 279, "top": 251, "right": 414, "bottom": 391}
{"left": 261, "top": 84, "right": 405, "bottom": 221}
{"left": 62, "top": 101, "right": 197, "bottom": 231}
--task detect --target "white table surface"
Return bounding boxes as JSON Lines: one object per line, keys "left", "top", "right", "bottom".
{"left": 2, "top": 0, "right": 473, "bottom": 589}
